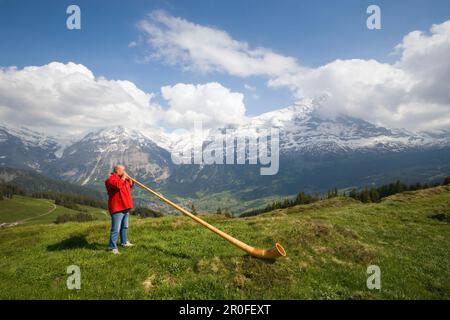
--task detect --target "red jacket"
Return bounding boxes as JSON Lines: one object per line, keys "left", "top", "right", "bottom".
{"left": 105, "top": 173, "right": 134, "bottom": 214}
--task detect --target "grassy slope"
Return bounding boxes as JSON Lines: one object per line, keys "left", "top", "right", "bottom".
{"left": 0, "top": 186, "right": 449, "bottom": 299}
{"left": 0, "top": 196, "right": 109, "bottom": 225}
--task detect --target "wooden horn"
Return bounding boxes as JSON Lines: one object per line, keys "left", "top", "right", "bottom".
{"left": 130, "top": 177, "right": 286, "bottom": 259}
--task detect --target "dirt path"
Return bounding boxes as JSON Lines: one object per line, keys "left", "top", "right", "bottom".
{"left": 0, "top": 200, "right": 57, "bottom": 228}
{"left": 20, "top": 200, "right": 57, "bottom": 223}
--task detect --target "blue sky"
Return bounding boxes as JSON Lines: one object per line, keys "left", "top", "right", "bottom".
{"left": 1, "top": 0, "right": 450, "bottom": 133}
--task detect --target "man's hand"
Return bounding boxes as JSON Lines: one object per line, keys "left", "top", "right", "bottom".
{"left": 122, "top": 172, "right": 133, "bottom": 183}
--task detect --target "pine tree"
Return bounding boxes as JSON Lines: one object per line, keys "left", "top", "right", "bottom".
{"left": 369, "top": 187, "right": 380, "bottom": 202}
{"left": 443, "top": 176, "right": 450, "bottom": 185}
{"left": 326, "top": 188, "right": 339, "bottom": 199}
{"left": 295, "top": 192, "right": 305, "bottom": 204}
{"left": 361, "top": 187, "right": 371, "bottom": 203}
{"left": 349, "top": 188, "right": 355, "bottom": 199}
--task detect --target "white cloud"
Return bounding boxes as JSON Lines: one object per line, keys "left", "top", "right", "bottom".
{"left": 0, "top": 62, "right": 247, "bottom": 136}
{"left": 268, "top": 59, "right": 418, "bottom": 126}
{"left": 137, "top": 10, "right": 301, "bottom": 77}
{"left": 395, "top": 20, "right": 450, "bottom": 106}
{"left": 138, "top": 12, "right": 450, "bottom": 130}
{"left": 269, "top": 20, "right": 450, "bottom": 130}
{"left": 0, "top": 62, "right": 160, "bottom": 135}
{"left": 2, "top": 17, "right": 449, "bottom": 137}
{"left": 160, "top": 82, "right": 246, "bottom": 129}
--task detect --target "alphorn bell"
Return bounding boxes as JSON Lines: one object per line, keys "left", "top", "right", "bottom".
{"left": 130, "top": 177, "right": 286, "bottom": 259}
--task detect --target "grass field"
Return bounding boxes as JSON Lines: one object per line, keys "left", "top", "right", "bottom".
{"left": 0, "top": 196, "right": 109, "bottom": 225}
{"left": 0, "top": 186, "right": 449, "bottom": 299}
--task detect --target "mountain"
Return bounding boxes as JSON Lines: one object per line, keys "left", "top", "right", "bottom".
{"left": 1, "top": 101, "right": 449, "bottom": 210}
{"left": 51, "top": 126, "right": 173, "bottom": 186}
{"left": 0, "top": 167, "right": 104, "bottom": 199}
{"left": 162, "top": 100, "right": 450, "bottom": 203}
{"left": 166, "top": 99, "right": 449, "bottom": 158}
{"left": 0, "top": 124, "right": 59, "bottom": 171}
{"left": 227, "top": 100, "right": 449, "bottom": 155}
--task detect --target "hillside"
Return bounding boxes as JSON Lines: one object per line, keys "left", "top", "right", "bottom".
{"left": 0, "top": 195, "right": 109, "bottom": 226}
{"left": 2, "top": 108, "right": 450, "bottom": 212}
{"left": 0, "top": 186, "right": 449, "bottom": 299}
{"left": 0, "top": 167, "right": 105, "bottom": 200}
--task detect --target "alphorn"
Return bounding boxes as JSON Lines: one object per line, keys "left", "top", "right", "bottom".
{"left": 130, "top": 177, "right": 286, "bottom": 259}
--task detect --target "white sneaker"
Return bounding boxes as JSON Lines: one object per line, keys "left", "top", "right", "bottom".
{"left": 122, "top": 242, "right": 134, "bottom": 247}
{"left": 111, "top": 248, "right": 120, "bottom": 255}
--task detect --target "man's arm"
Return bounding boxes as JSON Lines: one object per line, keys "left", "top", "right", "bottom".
{"left": 106, "top": 174, "right": 127, "bottom": 191}
{"left": 123, "top": 172, "right": 134, "bottom": 188}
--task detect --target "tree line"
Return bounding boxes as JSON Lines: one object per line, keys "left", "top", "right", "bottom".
{"left": 347, "top": 180, "right": 426, "bottom": 203}
{"left": 240, "top": 176, "right": 450, "bottom": 217}
{"left": 214, "top": 207, "right": 234, "bottom": 218}
{"left": 131, "top": 206, "right": 164, "bottom": 218}
{"left": 0, "top": 182, "right": 108, "bottom": 211}
{"left": 31, "top": 191, "right": 107, "bottom": 210}
{"left": 55, "top": 212, "right": 95, "bottom": 224}
{"left": 240, "top": 191, "right": 320, "bottom": 217}
{"left": 0, "top": 183, "right": 25, "bottom": 200}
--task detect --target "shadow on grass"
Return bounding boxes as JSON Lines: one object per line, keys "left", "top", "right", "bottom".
{"left": 47, "top": 234, "right": 104, "bottom": 251}
{"left": 429, "top": 213, "right": 450, "bottom": 223}
{"left": 242, "top": 254, "right": 277, "bottom": 264}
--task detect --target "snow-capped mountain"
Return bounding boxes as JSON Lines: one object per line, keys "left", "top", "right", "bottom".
{"left": 0, "top": 124, "right": 59, "bottom": 170}
{"left": 1, "top": 102, "right": 449, "bottom": 202}
{"left": 149, "top": 101, "right": 450, "bottom": 199}
{"left": 228, "top": 100, "right": 449, "bottom": 154}
{"left": 0, "top": 124, "right": 58, "bottom": 149}
{"left": 51, "top": 126, "right": 173, "bottom": 186}
{"left": 166, "top": 99, "right": 450, "bottom": 159}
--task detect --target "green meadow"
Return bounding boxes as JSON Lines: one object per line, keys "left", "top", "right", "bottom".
{"left": 0, "top": 186, "right": 449, "bottom": 299}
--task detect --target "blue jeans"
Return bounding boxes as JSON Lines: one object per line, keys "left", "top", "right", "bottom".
{"left": 108, "top": 210, "right": 129, "bottom": 249}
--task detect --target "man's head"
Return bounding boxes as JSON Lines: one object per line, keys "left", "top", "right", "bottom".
{"left": 113, "top": 164, "right": 126, "bottom": 177}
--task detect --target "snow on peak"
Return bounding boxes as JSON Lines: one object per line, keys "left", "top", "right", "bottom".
{"left": 83, "top": 125, "right": 147, "bottom": 143}
{"left": 245, "top": 100, "right": 315, "bottom": 130}
{"left": 0, "top": 123, "right": 58, "bottom": 149}
{"left": 96, "top": 125, "right": 136, "bottom": 136}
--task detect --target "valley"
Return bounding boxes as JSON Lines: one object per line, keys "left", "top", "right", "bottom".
{"left": 1, "top": 101, "right": 450, "bottom": 212}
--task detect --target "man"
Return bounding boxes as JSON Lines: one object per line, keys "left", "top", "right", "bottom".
{"left": 105, "top": 164, "right": 134, "bottom": 254}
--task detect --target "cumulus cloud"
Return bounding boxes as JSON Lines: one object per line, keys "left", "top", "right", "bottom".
{"left": 268, "top": 59, "right": 418, "bottom": 127}
{"left": 270, "top": 20, "right": 450, "bottom": 130}
{"left": 2, "top": 16, "right": 449, "bottom": 137}
{"left": 0, "top": 62, "right": 247, "bottom": 136}
{"left": 160, "top": 82, "right": 246, "bottom": 129}
{"left": 0, "top": 62, "right": 161, "bottom": 135}
{"left": 395, "top": 20, "right": 450, "bottom": 106}
{"left": 138, "top": 12, "right": 450, "bottom": 130}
